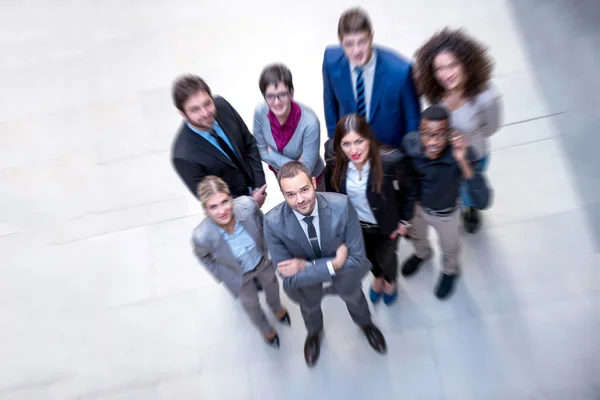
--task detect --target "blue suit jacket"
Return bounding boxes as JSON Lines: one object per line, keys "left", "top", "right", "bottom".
{"left": 322, "top": 45, "right": 421, "bottom": 148}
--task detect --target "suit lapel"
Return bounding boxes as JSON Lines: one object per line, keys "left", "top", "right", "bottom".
{"left": 206, "top": 219, "right": 240, "bottom": 268}
{"left": 238, "top": 213, "right": 262, "bottom": 253}
{"left": 340, "top": 171, "right": 348, "bottom": 194}
{"left": 337, "top": 58, "right": 356, "bottom": 111}
{"left": 261, "top": 113, "right": 279, "bottom": 150}
{"left": 369, "top": 56, "right": 388, "bottom": 121}
{"left": 185, "top": 125, "right": 236, "bottom": 169}
{"left": 317, "top": 194, "right": 333, "bottom": 256}
{"left": 366, "top": 168, "right": 377, "bottom": 206}
{"left": 285, "top": 207, "right": 317, "bottom": 259}
{"left": 215, "top": 114, "right": 245, "bottom": 164}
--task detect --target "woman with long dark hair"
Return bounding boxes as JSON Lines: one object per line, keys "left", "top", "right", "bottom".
{"left": 414, "top": 27, "right": 502, "bottom": 233}
{"left": 325, "top": 114, "right": 417, "bottom": 305}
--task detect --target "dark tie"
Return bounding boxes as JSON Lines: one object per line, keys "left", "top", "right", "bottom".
{"left": 209, "top": 129, "right": 252, "bottom": 185}
{"left": 303, "top": 216, "right": 321, "bottom": 258}
{"left": 355, "top": 67, "right": 366, "bottom": 118}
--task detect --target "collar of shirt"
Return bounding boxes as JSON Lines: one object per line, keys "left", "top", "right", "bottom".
{"left": 266, "top": 101, "right": 302, "bottom": 153}
{"left": 267, "top": 100, "right": 301, "bottom": 129}
{"left": 185, "top": 120, "right": 220, "bottom": 135}
{"left": 350, "top": 49, "right": 377, "bottom": 73}
{"left": 347, "top": 160, "right": 371, "bottom": 176}
{"left": 292, "top": 197, "right": 319, "bottom": 223}
{"left": 217, "top": 220, "right": 241, "bottom": 238}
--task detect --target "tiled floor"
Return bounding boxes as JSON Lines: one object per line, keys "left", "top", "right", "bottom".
{"left": 507, "top": 0, "right": 600, "bottom": 252}
{"left": 1, "top": 0, "right": 599, "bottom": 399}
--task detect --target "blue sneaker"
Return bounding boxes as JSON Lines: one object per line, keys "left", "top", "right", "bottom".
{"left": 383, "top": 287, "right": 398, "bottom": 305}
{"left": 369, "top": 287, "right": 382, "bottom": 303}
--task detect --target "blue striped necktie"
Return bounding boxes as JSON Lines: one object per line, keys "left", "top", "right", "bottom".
{"left": 355, "top": 67, "right": 366, "bottom": 118}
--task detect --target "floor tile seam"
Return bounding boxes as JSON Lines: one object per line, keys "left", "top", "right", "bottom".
{"left": 49, "top": 212, "right": 203, "bottom": 245}
{"left": 501, "top": 111, "right": 570, "bottom": 128}
{"left": 99, "top": 288, "right": 202, "bottom": 313}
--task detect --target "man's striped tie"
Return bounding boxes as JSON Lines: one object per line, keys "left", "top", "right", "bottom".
{"left": 355, "top": 67, "right": 366, "bottom": 118}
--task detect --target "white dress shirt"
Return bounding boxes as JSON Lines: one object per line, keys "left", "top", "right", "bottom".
{"left": 292, "top": 198, "right": 336, "bottom": 275}
{"left": 350, "top": 50, "right": 377, "bottom": 121}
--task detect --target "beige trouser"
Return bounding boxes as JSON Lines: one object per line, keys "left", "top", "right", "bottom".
{"left": 410, "top": 204, "right": 461, "bottom": 275}
{"left": 238, "top": 259, "right": 282, "bottom": 336}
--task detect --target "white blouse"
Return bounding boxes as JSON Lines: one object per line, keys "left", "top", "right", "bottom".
{"left": 346, "top": 161, "right": 377, "bottom": 224}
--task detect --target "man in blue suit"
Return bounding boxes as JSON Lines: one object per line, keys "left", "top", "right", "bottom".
{"left": 322, "top": 7, "right": 421, "bottom": 148}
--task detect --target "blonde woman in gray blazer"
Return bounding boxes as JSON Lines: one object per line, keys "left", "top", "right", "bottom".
{"left": 253, "top": 63, "right": 325, "bottom": 190}
{"left": 191, "top": 176, "right": 291, "bottom": 348}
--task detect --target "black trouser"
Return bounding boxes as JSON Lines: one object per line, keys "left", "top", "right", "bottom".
{"left": 361, "top": 222, "right": 399, "bottom": 283}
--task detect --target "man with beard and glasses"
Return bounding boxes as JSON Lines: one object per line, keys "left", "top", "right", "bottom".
{"left": 170, "top": 74, "right": 268, "bottom": 207}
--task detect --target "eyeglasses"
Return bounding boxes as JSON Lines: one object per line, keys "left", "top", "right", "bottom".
{"left": 420, "top": 131, "right": 449, "bottom": 140}
{"left": 265, "top": 92, "right": 290, "bottom": 103}
{"left": 342, "top": 37, "right": 370, "bottom": 50}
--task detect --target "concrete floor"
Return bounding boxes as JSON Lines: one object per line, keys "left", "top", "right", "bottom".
{"left": 1, "top": 0, "right": 599, "bottom": 399}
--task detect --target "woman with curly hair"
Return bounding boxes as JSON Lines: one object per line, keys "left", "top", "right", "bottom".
{"left": 414, "top": 28, "right": 502, "bottom": 233}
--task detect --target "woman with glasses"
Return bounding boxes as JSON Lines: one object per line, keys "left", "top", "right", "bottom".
{"left": 253, "top": 63, "right": 326, "bottom": 190}
{"left": 414, "top": 28, "right": 502, "bottom": 233}
{"left": 325, "top": 114, "right": 417, "bottom": 305}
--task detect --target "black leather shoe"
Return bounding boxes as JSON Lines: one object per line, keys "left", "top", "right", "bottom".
{"left": 278, "top": 311, "right": 291, "bottom": 326}
{"left": 435, "top": 273, "right": 457, "bottom": 300}
{"left": 361, "top": 324, "right": 387, "bottom": 354}
{"left": 265, "top": 333, "right": 280, "bottom": 349}
{"left": 304, "top": 331, "right": 322, "bottom": 367}
{"left": 463, "top": 207, "right": 482, "bottom": 234}
{"left": 401, "top": 254, "right": 425, "bottom": 277}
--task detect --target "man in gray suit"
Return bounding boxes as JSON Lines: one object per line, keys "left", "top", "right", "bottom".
{"left": 264, "top": 161, "right": 386, "bottom": 366}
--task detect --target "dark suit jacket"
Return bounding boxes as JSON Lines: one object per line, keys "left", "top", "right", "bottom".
{"left": 324, "top": 148, "right": 417, "bottom": 235}
{"left": 322, "top": 45, "right": 421, "bottom": 148}
{"left": 171, "top": 96, "right": 266, "bottom": 198}
{"left": 263, "top": 193, "right": 370, "bottom": 292}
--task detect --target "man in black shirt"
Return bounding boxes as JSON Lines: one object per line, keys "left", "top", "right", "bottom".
{"left": 401, "top": 105, "right": 491, "bottom": 299}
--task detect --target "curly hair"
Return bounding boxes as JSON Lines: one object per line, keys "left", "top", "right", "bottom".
{"left": 413, "top": 27, "right": 494, "bottom": 104}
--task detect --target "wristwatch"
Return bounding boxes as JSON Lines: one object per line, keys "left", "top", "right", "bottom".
{"left": 400, "top": 220, "right": 412, "bottom": 228}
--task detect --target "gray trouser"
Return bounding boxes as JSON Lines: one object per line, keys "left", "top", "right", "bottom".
{"left": 410, "top": 204, "right": 461, "bottom": 275}
{"left": 238, "top": 259, "right": 282, "bottom": 336}
{"left": 284, "top": 280, "right": 372, "bottom": 335}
